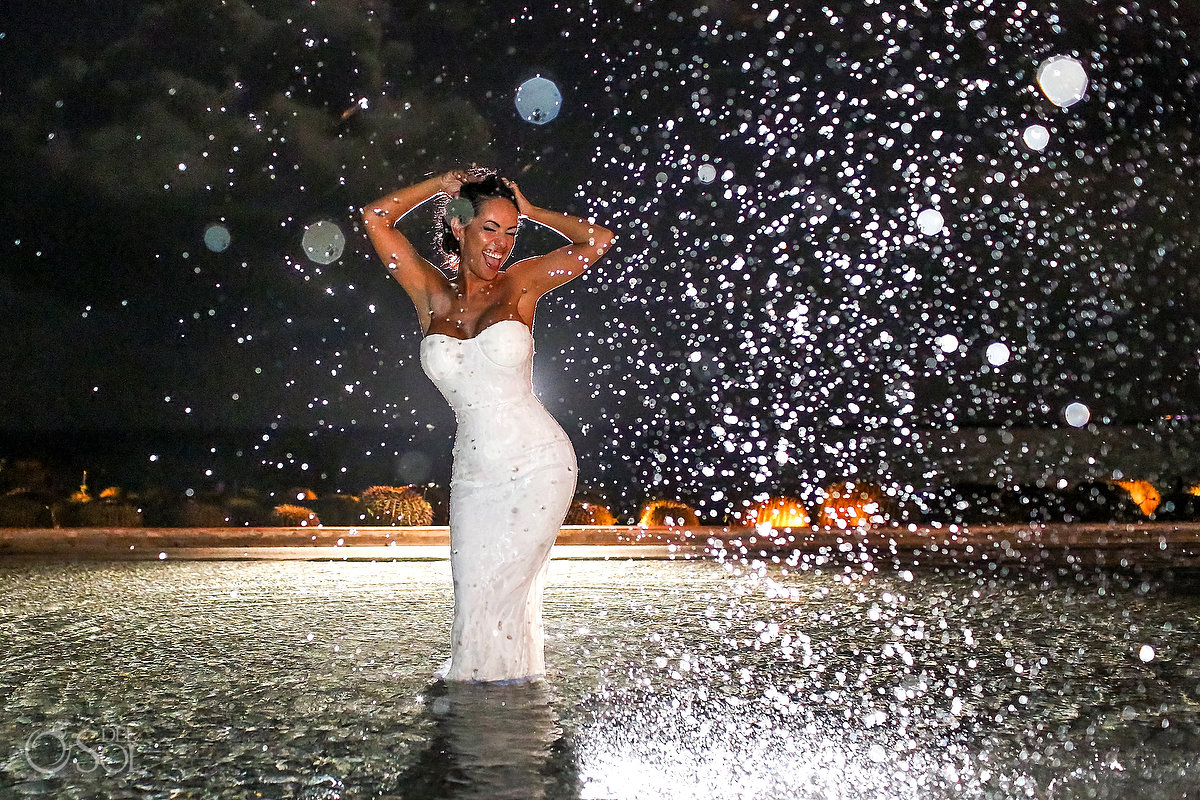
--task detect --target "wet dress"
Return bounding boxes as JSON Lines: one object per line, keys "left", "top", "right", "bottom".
{"left": 420, "top": 319, "right": 577, "bottom": 682}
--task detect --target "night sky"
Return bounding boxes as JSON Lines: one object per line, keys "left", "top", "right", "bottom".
{"left": 2, "top": 1, "right": 1199, "bottom": 514}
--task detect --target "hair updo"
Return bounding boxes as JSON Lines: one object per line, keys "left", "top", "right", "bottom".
{"left": 434, "top": 170, "right": 519, "bottom": 269}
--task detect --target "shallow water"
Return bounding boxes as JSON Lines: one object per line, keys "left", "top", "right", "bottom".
{"left": 0, "top": 557, "right": 1197, "bottom": 799}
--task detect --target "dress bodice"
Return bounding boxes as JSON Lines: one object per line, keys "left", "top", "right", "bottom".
{"left": 420, "top": 319, "right": 573, "bottom": 487}
{"left": 420, "top": 320, "right": 535, "bottom": 414}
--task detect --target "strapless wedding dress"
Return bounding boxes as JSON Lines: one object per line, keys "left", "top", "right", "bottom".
{"left": 420, "top": 320, "right": 577, "bottom": 683}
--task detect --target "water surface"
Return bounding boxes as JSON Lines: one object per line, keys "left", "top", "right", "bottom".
{"left": 1, "top": 558, "right": 1197, "bottom": 798}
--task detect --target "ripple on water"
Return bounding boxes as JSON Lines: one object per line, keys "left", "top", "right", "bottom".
{"left": 0, "top": 559, "right": 1198, "bottom": 798}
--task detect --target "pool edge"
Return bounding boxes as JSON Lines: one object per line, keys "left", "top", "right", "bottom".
{"left": 2, "top": 523, "right": 1199, "bottom": 567}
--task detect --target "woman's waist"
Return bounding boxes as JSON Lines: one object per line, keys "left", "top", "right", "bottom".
{"left": 452, "top": 433, "right": 576, "bottom": 484}
{"left": 454, "top": 423, "right": 573, "bottom": 457}
{"left": 450, "top": 396, "right": 564, "bottom": 426}
{"left": 447, "top": 391, "right": 547, "bottom": 416}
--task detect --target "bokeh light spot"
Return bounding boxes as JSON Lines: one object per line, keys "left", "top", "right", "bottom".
{"left": 985, "top": 343, "right": 1011, "bottom": 366}
{"left": 203, "top": 223, "right": 231, "bottom": 253}
{"left": 936, "top": 334, "right": 959, "bottom": 353}
{"left": 301, "top": 220, "right": 345, "bottom": 265}
{"left": 1064, "top": 402, "right": 1091, "bottom": 428}
{"left": 445, "top": 197, "right": 473, "bottom": 224}
{"left": 916, "top": 208, "right": 945, "bottom": 235}
{"left": 1022, "top": 124, "right": 1050, "bottom": 151}
{"left": 515, "top": 76, "right": 562, "bottom": 125}
{"left": 1037, "top": 55, "right": 1088, "bottom": 108}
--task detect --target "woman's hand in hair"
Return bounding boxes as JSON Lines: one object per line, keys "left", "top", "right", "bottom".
{"left": 503, "top": 178, "right": 534, "bottom": 217}
{"left": 440, "top": 170, "right": 469, "bottom": 198}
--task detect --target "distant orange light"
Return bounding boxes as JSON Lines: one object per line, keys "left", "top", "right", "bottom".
{"left": 1188, "top": 484, "right": 1200, "bottom": 498}
{"left": 817, "top": 482, "right": 887, "bottom": 529}
{"left": 742, "top": 497, "right": 810, "bottom": 528}
{"left": 1112, "top": 480, "right": 1162, "bottom": 516}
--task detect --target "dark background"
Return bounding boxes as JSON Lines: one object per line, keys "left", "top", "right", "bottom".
{"left": 1, "top": 0, "right": 1198, "bottom": 517}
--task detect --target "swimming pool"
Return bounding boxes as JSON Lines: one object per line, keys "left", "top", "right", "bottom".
{"left": 1, "top": 556, "right": 1197, "bottom": 798}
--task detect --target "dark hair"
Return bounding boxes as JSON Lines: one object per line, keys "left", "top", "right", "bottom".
{"left": 435, "top": 172, "right": 519, "bottom": 267}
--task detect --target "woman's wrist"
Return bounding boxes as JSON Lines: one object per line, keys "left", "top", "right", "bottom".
{"left": 438, "top": 170, "right": 468, "bottom": 199}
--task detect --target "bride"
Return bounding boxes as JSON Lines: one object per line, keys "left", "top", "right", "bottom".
{"left": 362, "top": 169, "right": 614, "bottom": 682}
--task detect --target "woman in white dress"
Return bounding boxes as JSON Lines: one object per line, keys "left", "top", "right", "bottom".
{"left": 363, "top": 170, "right": 615, "bottom": 683}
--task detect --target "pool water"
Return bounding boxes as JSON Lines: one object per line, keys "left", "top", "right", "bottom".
{"left": 1, "top": 557, "right": 1198, "bottom": 799}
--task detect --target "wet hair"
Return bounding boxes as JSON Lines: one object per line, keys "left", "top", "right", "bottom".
{"left": 435, "top": 171, "right": 519, "bottom": 268}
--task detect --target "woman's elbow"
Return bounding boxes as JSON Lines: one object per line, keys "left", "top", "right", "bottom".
{"left": 593, "top": 228, "right": 616, "bottom": 256}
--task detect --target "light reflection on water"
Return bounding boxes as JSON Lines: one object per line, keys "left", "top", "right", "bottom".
{"left": 0, "top": 558, "right": 1197, "bottom": 798}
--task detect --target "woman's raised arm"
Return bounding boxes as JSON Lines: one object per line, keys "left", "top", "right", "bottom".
{"left": 502, "top": 180, "right": 616, "bottom": 297}
{"left": 361, "top": 172, "right": 463, "bottom": 328}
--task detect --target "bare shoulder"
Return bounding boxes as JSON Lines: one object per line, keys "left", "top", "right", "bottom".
{"left": 505, "top": 244, "right": 598, "bottom": 299}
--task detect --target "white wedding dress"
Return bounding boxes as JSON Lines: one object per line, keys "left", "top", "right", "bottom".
{"left": 420, "top": 320, "right": 577, "bottom": 683}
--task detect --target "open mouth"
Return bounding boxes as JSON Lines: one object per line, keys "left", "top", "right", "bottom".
{"left": 482, "top": 249, "right": 506, "bottom": 270}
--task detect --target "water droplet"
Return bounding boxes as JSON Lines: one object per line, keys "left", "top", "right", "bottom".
{"left": 1037, "top": 55, "right": 1088, "bottom": 108}
{"left": 916, "top": 208, "right": 944, "bottom": 235}
{"left": 302, "top": 220, "right": 346, "bottom": 264}
{"left": 515, "top": 76, "right": 562, "bottom": 125}
{"left": 1064, "top": 402, "right": 1091, "bottom": 428}
{"left": 985, "top": 343, "right": 1011, "bottom": 366}
{"left": 1022, "top": 123, "right": 1050, "bottom": 151}
{"left": 204, "top": 223, "right": 231, "bottom": 253}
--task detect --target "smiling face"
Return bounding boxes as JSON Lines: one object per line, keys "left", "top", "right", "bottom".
{"left": 451, "top": 197, "right": 519, "bottom": 281}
